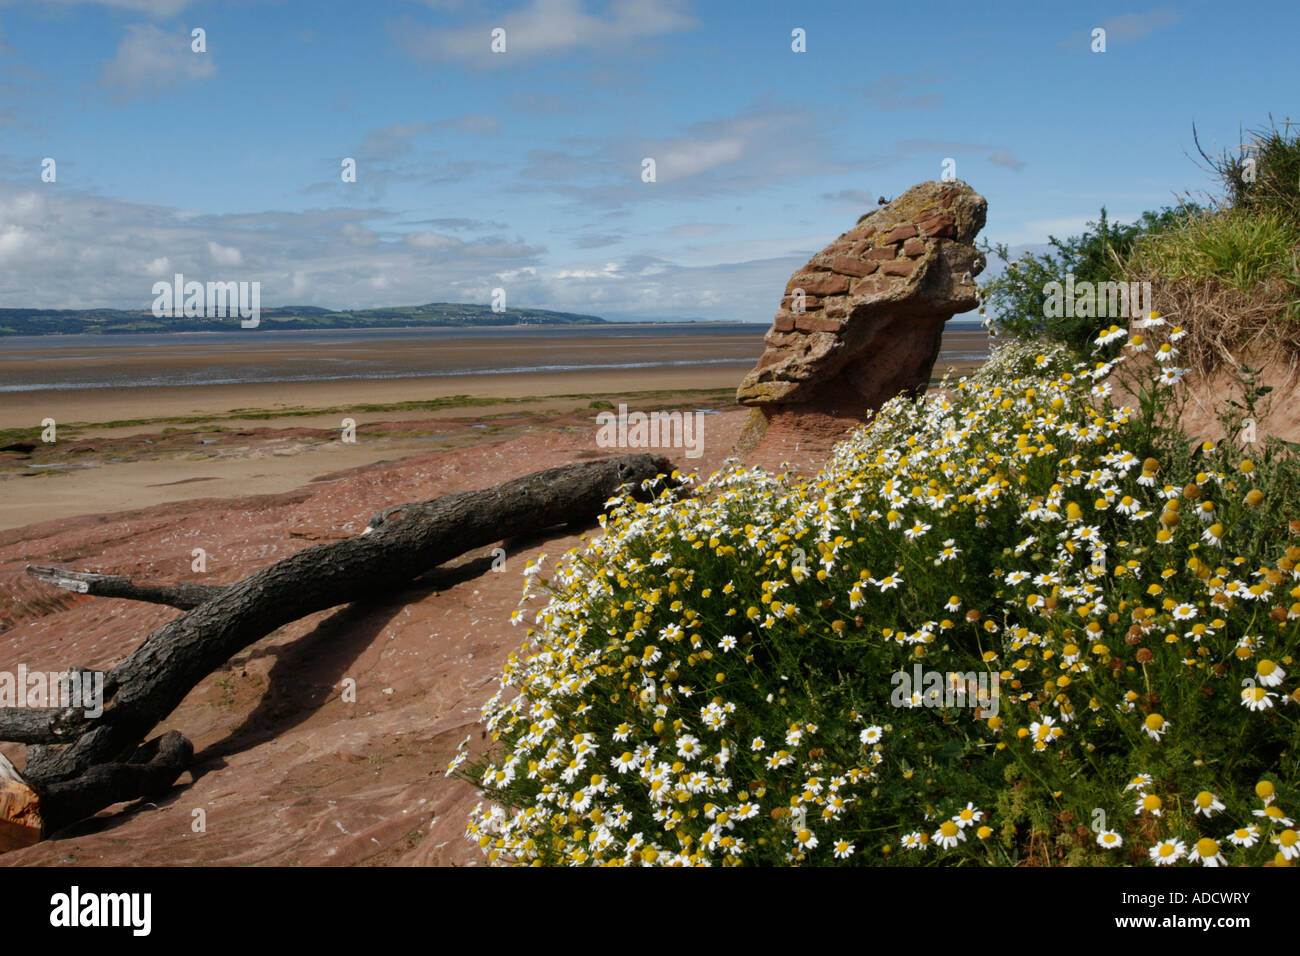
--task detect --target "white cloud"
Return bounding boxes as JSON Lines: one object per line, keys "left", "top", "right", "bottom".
{"left": 1100, "top": 7, "right": 1180, "bottom": 42}
{"left": 0, "top": 183, "right": 546, "bottom": 311}
{"left": 657, "top": 136, "right": 745, "bottom": 179}
{"left": 403, "top": 231, "right": 461, "bottom": 250}
{"left": 1060, "top": 7, "right": 1179, "bottom": 48}
{"left": 988, "top": 150, "right": 1026, "bottom": 171}
{"left": 514, "top": 100, "right": 861, "bottom": 210}
{"left": 553, "top": 262, "right": 621, "bottom": 279}
{"left": 401, "top": 0, "right": 696, "bottom": 64}
{"left": 862, "top": 76, "right": 942, "bottom": 111}
{"left": 995, "top": 216, "right": 1135, "bottom": 247}
{"left": 0, "top": 189, "right": 44, "bottom": 221}
{"left": 0, "top": 223, "right": 29, "bottom": 262}
{"left": 100, "top": 23, "right": 215, "bottom": 98}
{"left": 207, "top": 241, "right": 242, "bottom": 266}
{"left": 822, "top": 189, "right": 874, "bottom": 206}
{"left": 358, "top": 122, "right": 432, "bottom": 160}
{"left": 341, "top": 223, "right": 379, "bottom": 246}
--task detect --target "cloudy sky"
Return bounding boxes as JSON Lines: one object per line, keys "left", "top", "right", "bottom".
{"left": 0, "top": 0, "right": 1293, "bottom": 321}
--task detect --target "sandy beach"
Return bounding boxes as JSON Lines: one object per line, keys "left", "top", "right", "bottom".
{"left": 0, "top": 326, "right": 989, "bottom": 530}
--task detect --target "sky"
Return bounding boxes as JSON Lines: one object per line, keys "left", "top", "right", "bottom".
{"left": 0, "top": 0, "right": 1294, "bottom": 322}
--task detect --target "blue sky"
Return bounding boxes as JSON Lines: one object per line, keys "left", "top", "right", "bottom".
{"left": 0, "top": 0, "right": 1294, "bottom": 321}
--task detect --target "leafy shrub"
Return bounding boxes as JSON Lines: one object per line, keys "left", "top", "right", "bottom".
{"left": 457, "top": 333, "right": 1300, "bottom": 866}
{"left": 978, "top": 207, "right": 1195, "bottom": 352}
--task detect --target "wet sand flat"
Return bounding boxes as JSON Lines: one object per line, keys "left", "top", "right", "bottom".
{"left": 0, "top": 326, "right": 989, "bottom": 430}
{"left": 0, "top": 325, "right": 989, "bottom": 528}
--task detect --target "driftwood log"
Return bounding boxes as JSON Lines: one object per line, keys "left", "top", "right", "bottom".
{"left": 0, "top": 454, "right": 672, "bottom": 850}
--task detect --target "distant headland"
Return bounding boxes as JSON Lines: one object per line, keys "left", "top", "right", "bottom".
{"left": 0, "top": 302, "right": 609, "bottom": 336}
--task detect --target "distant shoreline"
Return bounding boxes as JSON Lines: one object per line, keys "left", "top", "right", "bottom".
{"left": 0, "top": 317, "right": 984, "bottom": 338}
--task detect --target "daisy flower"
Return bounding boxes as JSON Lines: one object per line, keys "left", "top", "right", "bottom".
{"left": 794, "top": 828, "right": 818, "bottom": 851}
{"left": 874, "top": 573, "right": 902, "bottom": 592}
{"left": 1191, "top": 837, "right": 1227, "bottom": 867}
{"left": 1125, "top": 774, "right": 1153, "bottom": 792}
{"left": 1256, "top": 659, "right": 1286, "bottom": 687}
{"left": 1194, "top": 791, "right": 1226, "bottom": 818}
{"left": 613, "top": 751, "right": 638, "bottom": 773}
{"left": 1142, "top": 713, "right": 1170, "bottom": 742}
{"left": 1094, "top": 324, "right": 1126, "bottom": 346}
{"left": 676, "top": 735, "right": 702, "bottom": 760}
{"left": 832, "top": 840, "right": 856, "bottom": 860}
{"left": 1227, "top": 826, "right": 1259, "bottom": 848}
{"left": 934, "top": 820, "right": 966, "bottom": 849}
{"left": 860, "top": 725, "right": 884, "bottom": 746}
{"left": 1148, "top": 839, "right": 1185, "bottom": 865}
{"left": 953, "top": 803, "right": 983, "bottom": 829}
{"left": 1272, "top": 829, "right": 1300, "bottom": 861}
{"left": 1029, "top": 715, "right": 1061, "bottom": 750}
{"left": 1253, "top": 805, "right": 1294, "bottom": 827}
{"left": 1242, "top": 686, "right": 1277, "bottom": 711}
{"left": 1135, "top": 793, "right": 1163, "bottom": 817}
{"left": 1096, "top": 829, "right": 1123, "bottom": 850}
{"left": 900, "top": 831, "right": 927, "bottom": 851}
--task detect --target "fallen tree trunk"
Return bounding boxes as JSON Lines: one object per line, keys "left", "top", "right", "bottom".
{"left": 0, "top": 453, "right": 672, "bottom": 843}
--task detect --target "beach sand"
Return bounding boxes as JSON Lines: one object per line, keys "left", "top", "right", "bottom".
{"left": 0, "top": 327, "right": 989, "bottom": 530}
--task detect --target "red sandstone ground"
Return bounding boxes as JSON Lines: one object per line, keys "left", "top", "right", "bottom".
{"left": 0, "top": 410, "right": 751, "bottom": 866}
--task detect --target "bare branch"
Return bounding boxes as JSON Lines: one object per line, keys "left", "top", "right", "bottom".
{"left": 26, "top": 565, "right": 224, "bottom": 610}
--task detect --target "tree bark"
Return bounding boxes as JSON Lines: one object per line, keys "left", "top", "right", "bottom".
{"left": 0, "top": 454, "right": 672, "bottom": 841}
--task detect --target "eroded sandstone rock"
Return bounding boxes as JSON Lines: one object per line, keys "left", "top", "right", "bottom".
{"left": 734, "top": 180, "right": 987, "bottom": 465}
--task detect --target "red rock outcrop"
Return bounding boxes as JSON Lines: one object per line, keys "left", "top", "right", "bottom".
{"left": 736, "top": 180, "right": 987, "bottom": 466}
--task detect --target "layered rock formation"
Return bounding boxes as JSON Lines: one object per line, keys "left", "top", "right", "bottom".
{"left": 735, "top": 180, "right": 987, "bottom": 464}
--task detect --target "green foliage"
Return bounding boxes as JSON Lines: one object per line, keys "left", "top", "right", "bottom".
{"left": 977, "top": 207, "right": 1196, "bottom": 352}
{"left": 1128, "top": 206, "right": 1300, "bottom": 295}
